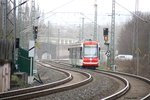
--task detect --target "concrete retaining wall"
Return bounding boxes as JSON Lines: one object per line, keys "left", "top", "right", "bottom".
{"left": 0, "top": 63, "right": 11, "bottom": 92}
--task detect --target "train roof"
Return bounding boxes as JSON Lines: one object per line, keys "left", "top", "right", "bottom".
{"left": 68, "top": 40, "right": 99, "bottom": 48}
{"left": 68, "top": 42, "right": 82, "bottom": 48}
{"left": 83, "top": 41, "right": 99, "bottom": 45}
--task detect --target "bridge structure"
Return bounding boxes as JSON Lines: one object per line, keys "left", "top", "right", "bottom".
{"left": 36, "top": 37, "right": 78, "bottom": 60}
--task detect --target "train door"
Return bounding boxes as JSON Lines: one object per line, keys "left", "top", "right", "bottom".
{"left": 68, "top": 48, "right": 72, "bottom": 65}
{"left": 76, "top": 47, "right": 82, "bottom": 66}
{"left": 72, "top": 48, "right": 76, "bottom": 66}
{"left": 75, "top": 48, "right": 77, "bottom": 67}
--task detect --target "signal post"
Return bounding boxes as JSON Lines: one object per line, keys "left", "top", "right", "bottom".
{"left": 28, "top": 26, "right": 38, "bottom": 84}
{"left": 103, "top": 28, "right": 111, "bottom": 69}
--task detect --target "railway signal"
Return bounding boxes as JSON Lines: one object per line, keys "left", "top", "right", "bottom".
{"left": 33, "top": 26, "right": 38, "bottom": 39}
{"left": 104, "top": 36, "right": 108, "bottom": 42}
{"left": 103, "top": 28, "right": 108, "bottom": 35}
{"left": 15, "top": 38, "right": 20, "bottom": 48}
{"left": 103, "top": 28, "right": 109, "bottom": 42}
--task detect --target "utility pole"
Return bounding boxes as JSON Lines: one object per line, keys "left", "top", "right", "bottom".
{"left": 78, "top": 25, "right": 81, "bottom": 41}
{"left": 135, "top": 0, "right": 139, "bottom": 75}
{"left": 81, "top": 18, "right": 84, "bottom": 41}
{"left": 13, "top": 0, "right": 17, "bottom": 70}
{"left": 48, "top": 22, "right": 51, "bottom": 59}
{"left": 110, "top": 0, "right": 116, "bottom": 71}
{"left": 57, "top": 29, "right": 60, "bottom": 60}
{"left": 149, "top": 31, "right": 150, "bottom": 64}
{"left": 149, "top": 32, "right": 150, "bottom": 64}
{"left": 31, "top": 0, "right": 36, "bottom": 39}
{"left": 28, "top": 0, "right": 36, "bottom": 84}
{"left": 18, "top": 0, "right": 23, "bottom": 48}
{"left": 93, "top": 0, "right": 97, "bottom": 41}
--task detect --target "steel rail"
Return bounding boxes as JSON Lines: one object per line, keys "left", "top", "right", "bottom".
{"left": 98, "top": 70, "right": 150, "bottom": 100}
{"left": 94, "top": 70, "right": 130, "bottom": 100}
{"left": 1, "top": 61, "right": 92, "bottom": 100}
{"left": 53, "top": 60, "right": 150, "bottom": 99}
{"left": 0, "top": 62, "right": 72, "bottom": 99}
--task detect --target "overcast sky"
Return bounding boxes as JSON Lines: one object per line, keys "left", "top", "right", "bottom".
{"left": 37, "top": 0, "right": 150, "bottom": 25}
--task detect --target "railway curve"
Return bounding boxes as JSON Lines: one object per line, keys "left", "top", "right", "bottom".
{"left": 0, "top": 62, "right": 92, "bottom": 100}
{"left": 57, "top": 60, "right": 150, "bottom": 100}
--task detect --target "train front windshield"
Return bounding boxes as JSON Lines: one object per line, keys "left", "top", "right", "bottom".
{"left": 84, "top": 45, "right": 98, "bottom": 57}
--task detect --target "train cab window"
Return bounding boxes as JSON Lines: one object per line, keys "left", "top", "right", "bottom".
{"left": 84, "top": 45, "right": 98, "bottom": 57}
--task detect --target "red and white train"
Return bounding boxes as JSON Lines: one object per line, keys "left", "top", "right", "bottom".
{"left": 68, "top": 40, "right": 100, "bottom": 69}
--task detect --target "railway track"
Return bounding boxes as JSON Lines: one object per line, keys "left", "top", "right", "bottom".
{"left": 0, "top": 62, "right": 92, "bottom": 100}
{"left": 1, "top": 60, "right": 149, "bottom": 100}
{"left": 56, "top": 60, "right": 150, "bottom": 100}
{"left": 46, "top": 61, "right": 130, "bottom": 99}
{"left": 94, "top": 70, "right": 150, "bottom": 100}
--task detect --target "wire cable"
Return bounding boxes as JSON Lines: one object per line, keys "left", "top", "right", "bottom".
{"left": 115, "top": 1, "right": 147, "bottom": 23}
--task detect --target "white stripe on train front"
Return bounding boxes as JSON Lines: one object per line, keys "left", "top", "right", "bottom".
{"left": 83, "top": 62, "right": 99, "bottom": 64}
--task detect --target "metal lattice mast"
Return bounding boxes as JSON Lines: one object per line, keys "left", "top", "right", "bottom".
{"left": 2, "top": 0, "right": 16, "bottom": 60}
{"left": 7, "top": 0, "right": 16, "bottom": 41}
{"left": 110, "top": 0, "right": 115, "bottom": 69}
{"left": 2, "top": 0, "right": 7, "bottom": 39}
{"left": 93, "top": 0, "right": 97, "bottom": 41}
{"left": 1, "top": 0, "right": 7, "bottom": 59}
{"left": 7, "top": 0, "right": 17, "bottom": 69}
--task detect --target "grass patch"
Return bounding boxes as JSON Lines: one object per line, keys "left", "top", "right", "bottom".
{"left": 11, "top": 75, "right": 29, "bottom": 88}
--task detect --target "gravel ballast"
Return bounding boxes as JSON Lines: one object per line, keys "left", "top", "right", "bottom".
{"left": 35, "top": 65, "right": 67, "bottom": 84}
{"left": 32, "top": 63, "right": 120, "bottom": 100}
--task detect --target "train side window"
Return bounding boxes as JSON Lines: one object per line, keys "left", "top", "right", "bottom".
{"left": 76, "top": 47, "right": 81, "bottom": 59}
{"left": 69, "top": 48, "right": 71, "bottom": 58}
{"left": 73, "top": 48, "right": 76, "bottom": 59}
{"left": 70, "top": 48, "right": 73, "bottom": 59}
{"left": 80, "top": 47, "right": 82, "bottom": 59}
{"left": 72, "top": 48, "right": 74, "bottom": 59}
